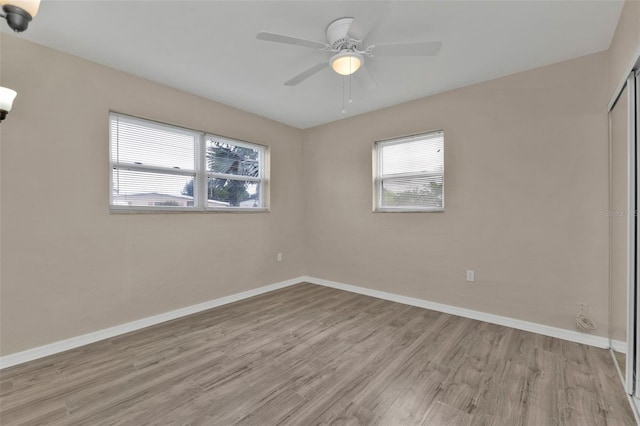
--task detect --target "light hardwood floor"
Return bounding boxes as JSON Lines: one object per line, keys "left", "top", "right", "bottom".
{"left": 0, "top": 283, "right": 635, "bottom": 425}
{"left": 614, "top": 350, "right": 627, "bottom": 379}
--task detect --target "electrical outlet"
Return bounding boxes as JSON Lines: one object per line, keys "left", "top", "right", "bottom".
{"left": 277, "top": 253, "right": 283, "bottom": 262}
{"left": 466, "top": 270, "right": 475, "bottom": 282}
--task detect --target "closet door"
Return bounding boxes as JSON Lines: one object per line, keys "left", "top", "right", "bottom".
{"left": 634, "top": 69, "right": 640, "bottom": 396}
{"left": 610, "top": 74, "right": 635, "bottom": 394}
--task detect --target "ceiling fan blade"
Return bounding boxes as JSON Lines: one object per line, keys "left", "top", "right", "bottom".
{"left": 257, "top": 32, "right": 328, "bottom": 50}
{"left": 373, "top": 41, "right": 442, "bottom": 57}
{"left": 355, "top": 66, "right": 377, "bottom": 91}
{"left": 285, "top": 62, "right": 329, "bottom": 86}
{"left": 348, "top": 1, "right": 391, "bottom": 41}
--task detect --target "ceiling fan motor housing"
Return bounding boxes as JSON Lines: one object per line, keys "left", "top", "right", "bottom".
{"left": 326, "top": 17, "right": 356, "bottom": 50}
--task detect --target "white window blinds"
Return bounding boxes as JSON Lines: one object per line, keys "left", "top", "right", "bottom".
{"left": 109, "top": 112, "right": 266, "bottom": 211}
{"left": 376, "top": 131, "right": 444, "bottom": 211}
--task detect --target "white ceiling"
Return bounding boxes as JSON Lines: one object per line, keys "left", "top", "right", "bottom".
{"left": 6, "top": 0, "right": 624, "bottom": 129}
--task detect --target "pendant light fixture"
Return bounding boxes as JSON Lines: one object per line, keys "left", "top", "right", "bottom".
{"left": 1, "top": 0, "right": 40, "bottom": 32}
{"left": 0, "top": 87, "right": 17, "bottom": 122}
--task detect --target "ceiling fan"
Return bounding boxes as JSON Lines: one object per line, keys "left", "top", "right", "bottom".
{"left": 256, "top": 14, "right": 442, "bottom": 88}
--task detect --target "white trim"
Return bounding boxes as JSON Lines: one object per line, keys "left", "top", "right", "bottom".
{"left": 374, "top": 207, "right": 445, "bottom": 213}
{"left": 608, "top": 46, "right": 640, "bottom": 112}
{"left": 627, "top": 73, "right": 637, "bottom": 393}
{"left": 0, "top": 277, "right": 302, "bottom": 370}
{"left": 636, "top": 70, "right": 640, "bottom": 396}
{"left": 301, "top": 276, "right": 611, "bottom": 349}
{"left": 1, "top": 275, "right": 618, "bottom": 370}
{"left": 612, "top": 339, "right": 629, "bottom": 354}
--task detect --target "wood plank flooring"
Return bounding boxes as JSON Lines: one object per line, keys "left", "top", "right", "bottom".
{"left": 614, "top": 350, "right": 627, "bottom": 378}
{"left": 0, "top": 283, "right": 635, "bottom": 425}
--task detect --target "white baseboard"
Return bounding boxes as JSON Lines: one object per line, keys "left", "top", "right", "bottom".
{"left": 0, "top": 277, "right": 303, "bottom": 370}
{"left": 1, "top": 274, "right": 616, "bottom": 370}
{"left": 300, "top": 276, "right": 611, "bottom": 349}
{"left": 611, "top": 339, "right": 629, "bottom": 354}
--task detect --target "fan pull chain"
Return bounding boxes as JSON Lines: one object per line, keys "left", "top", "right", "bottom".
{"left": 342, "top": 75, "right": 346, "bottom": 114}
{"left": 349, "top": 59, "right": 353, "bottom": 104}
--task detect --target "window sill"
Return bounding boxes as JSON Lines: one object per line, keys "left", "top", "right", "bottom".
{"left": 110, "top": 207, "right": 270, "bottom": 214}
{"left": 373, "top": 207, "right": 444, "bottom": 213}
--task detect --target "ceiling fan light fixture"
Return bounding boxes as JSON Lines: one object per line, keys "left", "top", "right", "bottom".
{"left": 331, "top": 51, "right": 363, "bottom": 76}
{"left": 0, "top": 86, "right": 17, "bottom": 122}
{"left": 1, "top": 0, "right": 40, "bottom": 32}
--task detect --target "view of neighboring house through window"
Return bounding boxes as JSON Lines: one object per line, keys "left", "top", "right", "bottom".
{"left": 110, "top": 112, "right": 266, "bottom": 211}
{"left": 375, "top": 131, "right": 444, "bottom": 212}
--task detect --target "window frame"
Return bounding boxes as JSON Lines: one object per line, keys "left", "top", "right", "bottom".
{"left": 109, "top": 112, "right": 268, "bottom": 213}
{"left": 203, "top": 135, "right": 266, "bottom": 212}
{"left": 374, "top": 130, "right": 445, "bottom": 213}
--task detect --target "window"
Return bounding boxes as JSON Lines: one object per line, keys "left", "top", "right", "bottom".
{"left": 205, "top": 136, "right": 264, "bottom": 209}
{"left": 110, "top": 112, "right": 266, "bottom": 211}
{"left": 375, "top": 131, "right": 444, "bottom": 212}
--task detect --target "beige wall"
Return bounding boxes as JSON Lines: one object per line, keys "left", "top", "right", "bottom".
{"left": 608, "top": 0, "right": 640, "bottom": 99}
{"left": 0, "top": 21, "right": 622, "bottom": 356}
{"left": 0, "top": 35, "right": 306, "bottom": 355}
{"left": 303, "top": 52, "right": 610, "bottom": 336}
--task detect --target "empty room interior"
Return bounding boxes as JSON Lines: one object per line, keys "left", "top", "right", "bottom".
{"left": 1, "top": 0, "right": 640, "bottom": 424}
